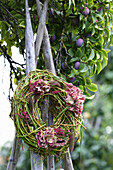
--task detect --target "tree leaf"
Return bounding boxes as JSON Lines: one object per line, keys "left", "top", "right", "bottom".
{"left": 102, "top": 56, "right": 108, "bottom": 68}
{"left": 79, "top": 64, "right": 88, "bottom": 73}
{"left": 19, "top": 21, "right": 25, "bottom": 28}
{"left": 97, "top": 62, "right": 102, "bottom": 74}
{"left": 86, "top": 48, "right": 95, "bottom": 61}
{"left": 87, "top": 83, "right": 98, "bottom": 92}
{"left": 86, "top": 78, "right": 91, "bottom": 85}
{"left": 109, "top": 9, "right": 113, "bottom": 14}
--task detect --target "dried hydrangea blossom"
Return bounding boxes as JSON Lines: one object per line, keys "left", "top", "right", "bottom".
{"left": 29, "top": 78, "right": 50, "bottom": 95}
{"left": 36, "top": 127, "right": 69, "bottom": 149}
{"left": 65, "top": 83, "right": 85, "bottom": 116}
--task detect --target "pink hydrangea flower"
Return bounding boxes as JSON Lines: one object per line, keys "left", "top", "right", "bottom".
{"left": 65, "top": 83, "right": 85, "bottom": 116}
{"left": 36, "top": 127, "right": 69, "bottom": 149}
{"left": 29, "top": 78, "right": 50, "bottom": 95}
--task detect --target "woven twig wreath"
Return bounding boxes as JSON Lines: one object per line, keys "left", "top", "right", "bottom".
{"left": 10, "top": 69, "right": 85, "bottom": 156}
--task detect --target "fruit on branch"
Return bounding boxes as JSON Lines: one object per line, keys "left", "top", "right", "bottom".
{"left": 80, "top": 6, "right": 83, "bottom": 12}
{"left": 61, "top": 62, "right": 68, "bottom": 70}
{"left": 74, "top": 61, "right": 80, "bottom": 70}
{"left": 76, "top": 38, "right": 83, "bottom": 47}
{"left": 86, "top": 33, "right": 91, "bottom": 37}
{"left": 97, "top": 7, "right": 103, "bottom": 12}
{"left": 50, "top": 35, "right": 56, "bottom": 42}
{"left": 68, "top": 76, "right": 76, "bottom": 83}
{"left": 85, "top": 3, "right": 88, "bottom": 6}
{"left": 83, "top": 7, "right": 90, "bottom": 16}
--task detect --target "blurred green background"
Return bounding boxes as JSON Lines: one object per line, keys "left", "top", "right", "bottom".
{"left": 0, "top": 46, "right": 113, "bottom": 170}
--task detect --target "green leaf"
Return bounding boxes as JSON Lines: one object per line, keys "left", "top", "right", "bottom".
{"left": 104, "top": 27, "right": 110, "bottom": 41}
{"left": 1, "top": 22, "right": 7, "bottom": 40}
{"left": 14, "top": 78, "right": 17, "bottom": 85}
{"left": 109, "top": 9, "right": 113, "bottom": 14}
{"left": 88, "top": 0, "right": 93, "bottom": 4}
{"left": 79, "top": 85, "right": 84, "bottom": 92}
{"left": 95, "top": 25, "right": 104, "bottom": 30}
{"left": 92, "top": 14, "right": 97, "bottom": 23}
{"left": 86, "top": 78, "right": 91, "bottom": 85}
{"left": 68, "top": 48, "right": 74, "bottom": 56}
{"left": 86, "top": 48, "right": 95, "bottom": 61}
{"left": 96, "top": 14, "right": 104, "bottom": 23}
{"left": 19, "top": 21, "right": 25, "bottom": 28}
{"left": 69, "top": 69, "right": 75, "bottom": 77}
{"left": 79, "top": 64, "right": 88, "bottom": 73}
{"left": 101, "top": 49, "right": 107, "bottom": 57}
{"left": 85, "top": 94, "right": 95, "bottom": 100}
{"left": 70, "top": 57, "right": 79, "bottom": 63}
{"left": 110, "top": 34, "right": 113, "bottom": 45}
{"left": 102, "top": 56, "right": 108, "bottom": 68}
{"left": 73, "top": 68, "right": 79, "bottom": 75}
{"left": 87, "top": 83, "right": 98, "bottom": 92}
{"left": 88, "top": 37, "right": 97, "bottom": 43}
{"left": 76, "top": 48, "right": 82, "bottom": 58}
{"left": 97, "top": 62, "right": 102, "bottom": 74}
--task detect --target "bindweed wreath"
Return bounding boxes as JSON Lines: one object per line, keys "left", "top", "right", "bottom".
{"left": 10, "top": 69, "right": 85, "bottom": 156}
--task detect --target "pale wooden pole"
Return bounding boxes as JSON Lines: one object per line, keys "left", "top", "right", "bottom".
{"left": 25, "top": 0, "right": 43, "bottom": 169}
{"left": 7, "top": 133, "right": 21, "bottom": 170}
{"left": 35, "top": 1, "right": 55, "bottom": 169}
{"left": 35, "top": 0, "right": 50, "bottom": 66}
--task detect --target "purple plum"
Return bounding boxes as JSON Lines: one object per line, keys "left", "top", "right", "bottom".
{"left": 74, "top": 61, "right": 80, "bottom": 70}
{"left": 85, "top": 3, "right": 88, "bottom": 6}
{"left": 97, "top": 7, "right": 103, "bottom": 12}
{"left": 76, "top": 38, "right": 83, "bottom": 47}
{"left": 84, "top": 7, "right": 90, "bottom": 16}
{"left": 87, "top": 33, "right": 91, "bottom": 37}
{"left": 61, "top": 62, "right": 68, "bottom": 70}
{"left": 50, "top": 35, "right": 56, "bottom": 42}
{"left": 80, "top": 6, "right": 83, "bottom": 12}
{"left": 68, "top": 76, "right": 76, "bottom": 83}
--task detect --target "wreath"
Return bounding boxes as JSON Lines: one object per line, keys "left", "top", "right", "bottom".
{"left": 10, "top": 69, "right": 85, "bottom": 156}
